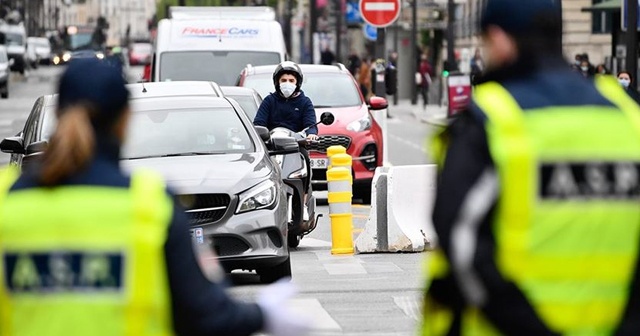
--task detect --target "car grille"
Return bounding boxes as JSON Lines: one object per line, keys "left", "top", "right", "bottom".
{"left": 213, "top": 236, "right": 251, "bottom": 257}
{"left": 308, "top": 135, "right": 352, "bottom": 153}
{"left": 179, "top": 194, "right": 231, "bottom": 225}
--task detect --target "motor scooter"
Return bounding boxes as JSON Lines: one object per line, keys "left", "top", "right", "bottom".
{"left": 269, "top": 112, "right": 335, "bottom": 247}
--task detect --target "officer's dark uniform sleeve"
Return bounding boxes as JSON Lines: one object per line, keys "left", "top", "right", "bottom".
{"left": 164, "top": 204, "right": 264, "bottom": 336}
{"left": 432, "top": 111, "right": 557, "bottom": 336}
{"left": 303, "top": 97, "right": 318, "bottom": 135}
{"left": 253, "top": 94, "right": 272, "bottom": 128}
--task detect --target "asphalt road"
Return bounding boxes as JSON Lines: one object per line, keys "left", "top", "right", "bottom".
{"left": 0, "top": 65, "right": 439, "bottom": 336}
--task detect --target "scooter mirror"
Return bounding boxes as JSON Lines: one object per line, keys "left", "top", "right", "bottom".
{"left": 320, "top": 112, "right": 335, "bottom": 126}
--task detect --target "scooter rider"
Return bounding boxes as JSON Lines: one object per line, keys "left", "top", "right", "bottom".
{"left": 254, "top": 61, "right": 318, "bottom": 221}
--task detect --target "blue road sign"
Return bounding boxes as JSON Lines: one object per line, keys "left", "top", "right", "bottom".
{"left": 346, "top": 0, "right": 363, "bottom": 25}
{"left": 622, "top": 0, "right": 640, "bottom": 31}
{"left": 363, "top": 23, "right": 377, "bottom": 41}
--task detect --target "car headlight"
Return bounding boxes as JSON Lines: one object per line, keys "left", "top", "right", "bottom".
{"left": 346, "top": 114, "right": 372, "bottom": 132}
{"left": 96, "top": 52, "right": 105, "bottom": 59}
{"left": 53, "top": 56, "right": 60, "bottom": 64}
{"left": 236, "top": 180, "right": 278, "bottom": 214}
{"left": 62, "top": 53, "right": 71, "bottom": 62}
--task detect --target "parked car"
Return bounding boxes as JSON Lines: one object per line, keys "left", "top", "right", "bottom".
{"left": 27, "top": 37, "right": 52, "bottom": 65}
{"left": 237, "top": 63, "right": 388, "bottom": 203}
{"left": 0, "top": 45, "right": 10, "bottom": 99}
{"left": 0, "top": 81, "right": 293, "bottom": 283}
{"left": 220, "top": 86, "right": 263, "bottom": 120}
{"left": 0, "top": 20, "right": 27, "bottom": 74}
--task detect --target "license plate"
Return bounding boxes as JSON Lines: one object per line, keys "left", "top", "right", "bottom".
{"left": 310, "top": 158, "right": 328, "bottom": 169}
{"left": 190, "top": 228, "right": 204, "bottom": 244}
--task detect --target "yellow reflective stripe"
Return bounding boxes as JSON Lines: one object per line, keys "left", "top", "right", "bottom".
{"left": 328, "top": 191, "right": 352, "bottom": 204}
{"left": 462, "top": 307, "right": 501, "bottom": 336}
{"left": 536, "top": 301, "right": 622, "bottom": 333}
{"left": 0, "top": 167, "right": 20, "bottom": 335}
{"left": 472, "top": 82, "right": 534, "bottom": 279}
{"left": 421, "top": 296, "right": 454, "bottom": 336}
{"left": 595, "top": 75, "right": 640, "bottom": 138}
{"left": 503, "top": 254, "right": 634, "bottom": 282}
{"left": 128, "top": 171, "right": 173, "bottom": 336}
{"left": 427, "top": 249, "right": 449, "bottom": 279}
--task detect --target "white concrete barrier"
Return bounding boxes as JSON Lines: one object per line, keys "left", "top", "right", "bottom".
{"left": 355, "top": 165, "right": 438, "bottom": 253}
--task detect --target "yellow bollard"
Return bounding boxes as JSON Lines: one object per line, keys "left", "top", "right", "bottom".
{"left": 326, "top": 145, "right": 347, "bottom": 169}
{"left": 330, "top": 153, "right": 353, "bottom": 184}
{"left": 327, "top": 167, "right": 354, "bottom": 255}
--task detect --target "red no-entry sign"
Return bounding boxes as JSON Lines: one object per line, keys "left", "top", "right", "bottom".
{"left": 359, "top": 0, "right": 400, "bottom": 28}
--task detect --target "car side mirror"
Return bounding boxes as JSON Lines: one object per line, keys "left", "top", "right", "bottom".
{"left": 0, "top": 136, "right": 25, "bottom": 154}
{"left": 8, "top": 58, "right": 15, "bottom": 67}
{"left": 269, "top": 137, "right": 299, "bottom": 155}
{"left": 319, "top": 112, "right": 335, "bottom": 126}
{"left": 255, "top": 126, "right": 270, "bottom": 142}
{"left": 368, "top": 96, "right": 389, "bottom": 111}
{"left": 26, "top": 140, "right": 48, "bottom": 155}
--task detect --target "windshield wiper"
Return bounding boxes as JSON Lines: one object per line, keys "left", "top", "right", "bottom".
{"left": 124, "top": 152, "right": 225, "bottom": 160}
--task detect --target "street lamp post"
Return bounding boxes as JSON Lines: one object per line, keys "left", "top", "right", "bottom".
{"left": 446, "top": 0, "right": 457, "bottom": 71}
{"left": 627, "top": 0, "right": 638, "bottom": 88}
{"left": 410, "top": 0, "right": 417, "bottom": 105}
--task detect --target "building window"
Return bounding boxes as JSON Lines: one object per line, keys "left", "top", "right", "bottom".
{"left": 592, "top": 0, "right": 613, "bottom": 34}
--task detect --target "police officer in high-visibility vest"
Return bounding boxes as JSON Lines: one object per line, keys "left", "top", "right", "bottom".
{"left": 422, "top": 0, "right": 640, "bottom": 334}
{"left": 0, "top": 59, "right": 311, "bottom": 336}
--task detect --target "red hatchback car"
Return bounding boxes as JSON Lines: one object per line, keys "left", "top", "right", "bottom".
{"left": 237, "top": 63, "right": 388, "bottom": 203}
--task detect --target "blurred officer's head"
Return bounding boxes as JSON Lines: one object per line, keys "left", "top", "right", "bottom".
{"left": 480, "top": 0, "right": 563, "bottom": 71}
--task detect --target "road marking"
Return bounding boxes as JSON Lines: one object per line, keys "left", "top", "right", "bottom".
{"left": 324, "top": 263, "right": 367, "bottom": 275}
{"left": 393, "top": 296, "right": 422, "bottom": 321}
{"left": 292, "top": 298, "right": 342, "bottom": 331}
{"left": 364, "top": 2, "right": 396, "bottom": 11}
{"left": 352, "top": 204, "right": 371, "bottom": 209}
{"left": 389, "top": 133, "right": 428, "bottom": 154}
{"left": 300, "top": 238, "right": 332, "bottom": 248}
{"left": 353, "top": 228, "right": 365, "bottom": 233}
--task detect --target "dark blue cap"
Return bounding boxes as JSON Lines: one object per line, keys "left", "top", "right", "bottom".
{"left": 57, "top": 58, "right": 129, "bottom": 126}
{"left": 481, "top": 0, "right": 561, "bottom": 36}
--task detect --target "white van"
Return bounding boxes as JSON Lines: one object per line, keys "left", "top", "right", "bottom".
{"left": 152, "top": 7, "right": 286, "bottom": 86}
{"left": 0, "top": 20, "right": 27, "bottom": 74}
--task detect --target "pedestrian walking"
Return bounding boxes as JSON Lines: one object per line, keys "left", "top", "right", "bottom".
{"left": 358, "top": 57, "right": 372, "bottom": 99}
{"left": 417, "top": 54, "right": 433, "bottom": 110}
{"left": 321, "top": 46, "right": 336, "bottom": 65}
{"left": 0, "top": 59, "right": 310, "bottom": 336}
{"left": 422, "top": 0, "right": 640, "bottom": 334}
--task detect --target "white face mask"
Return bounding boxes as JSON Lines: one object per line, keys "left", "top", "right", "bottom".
{"left": 280, "top": 82, "right": 296, "bottom": 98}
{"left": 581, "top": 66, "right": 589, "bottom": 72}
{"left": 619, "top": 78, "right": 631, "bottom": 88}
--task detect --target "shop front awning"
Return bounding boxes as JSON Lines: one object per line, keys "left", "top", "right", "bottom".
{"left": 581, "top": 0, "right": 621, "bottom": 12}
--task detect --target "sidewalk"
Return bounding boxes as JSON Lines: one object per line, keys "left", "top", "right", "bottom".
{"left": 387, "top": 99, "right": 449, "bottom": 127}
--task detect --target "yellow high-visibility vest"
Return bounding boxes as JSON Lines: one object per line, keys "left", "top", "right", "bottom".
{"left": 422, "top": 76, "right": 640, "bottom": 335}
{"left": 0, "top": 169, "right": 174, "bottom": 336}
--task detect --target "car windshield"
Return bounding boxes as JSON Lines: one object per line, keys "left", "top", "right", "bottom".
{"left": 68, "top": 33, "right": 93, "bottom": 50}
{"left": 6, "top": 33, "right": 23, "bottom": 46}
{"left": 160, "top": 51, "right": 280, "bottom": 85}
{"left": 244, "top": 73, "right": 363, "bottom": 108}
{"left": 132, "top": 43, "right": 152, "bottom": 53}
{"left": 122, "top": 107, "right": 255, "bottom": 159}
{"left": 228, "top": 95, "right": 259, "bottom": 120}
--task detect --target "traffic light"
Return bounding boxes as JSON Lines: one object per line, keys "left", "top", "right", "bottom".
{"left": 442, "top": 70, "right": 449, "bottom": 77}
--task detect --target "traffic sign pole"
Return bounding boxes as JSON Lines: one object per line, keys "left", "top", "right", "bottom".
{"left": 628, "top": 0, "right": 638, "bottom": 89}
{"left": 359, "top": 0, "right": 401, "bottom": 101}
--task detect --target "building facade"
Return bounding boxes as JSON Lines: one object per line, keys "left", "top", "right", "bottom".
{"left": 46, "top": 0, "right": 156, "bottom": 45}
{"left": 454, "top": 0, "right": 612, "bottom": 69}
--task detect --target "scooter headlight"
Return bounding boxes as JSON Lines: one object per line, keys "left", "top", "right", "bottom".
{"left": 236, "top": 180, "right": 278, "bottom": 214}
